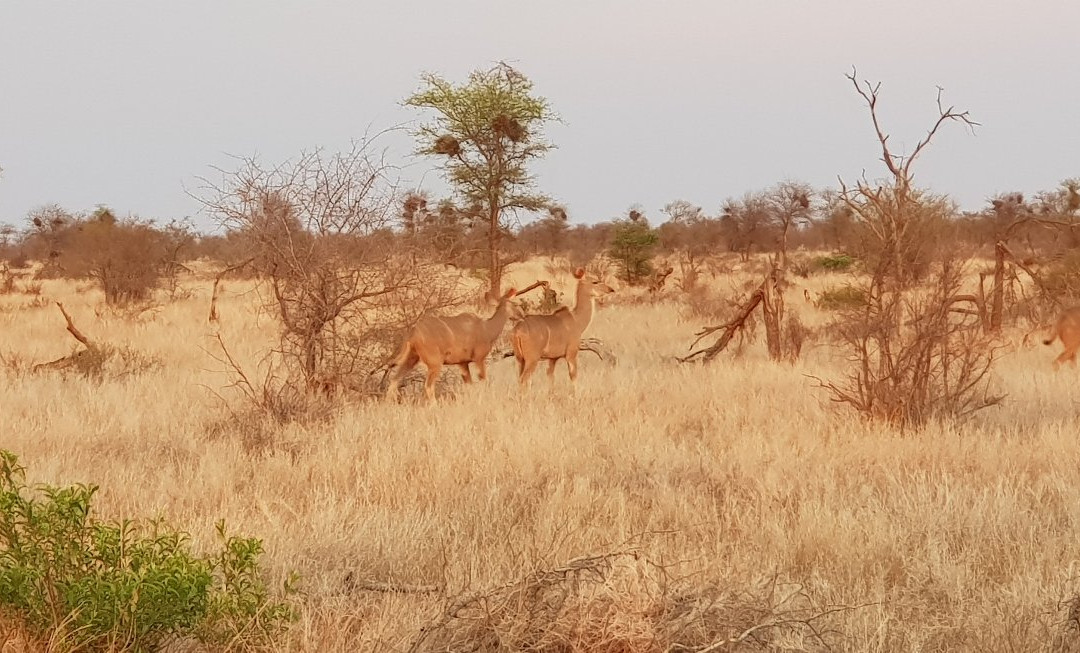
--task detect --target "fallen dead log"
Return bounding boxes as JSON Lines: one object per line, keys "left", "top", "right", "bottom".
{"left": 32, "top": 303, "right": 100, "bottom": 372}
{"left": 678, "top": 286, "right": 764, "bottom": 363}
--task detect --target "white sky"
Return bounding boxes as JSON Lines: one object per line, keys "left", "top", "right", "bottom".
{"left": 1, "top": 1, "right": 1077, "bottom": 230}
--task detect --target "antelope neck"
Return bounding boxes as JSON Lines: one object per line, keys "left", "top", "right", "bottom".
{"left": 569, "top": 282, "right": 594, "bottom": 333}
{"left": 483, "top": 299, "right": 511, "bottom": 340}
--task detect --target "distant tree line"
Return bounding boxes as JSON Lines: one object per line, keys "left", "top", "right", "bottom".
{"left": 2, "top": 176, "right": 1079, "bottom": 296}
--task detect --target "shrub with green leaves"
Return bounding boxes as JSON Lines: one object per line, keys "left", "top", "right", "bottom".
{"left": 0, "top": 450, "right": 296, "bottom": 651}
{"left": 609, "top": 219, "right": 659, "bottom": 285}
{"left": 813, "top": 253, "right": 855, "bottom": 272}
{"left": 815, "top": 285, "right": 868, "bottom": 311}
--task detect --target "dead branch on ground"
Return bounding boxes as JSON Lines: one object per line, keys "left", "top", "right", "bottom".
{"left": 679, "top": 288, "right": 763, "bottom": 363}
{"left": 32, "top": 303, "right": 98, "bottom": 372}
{"left": 343, "top": 572, "right": 440, "bottom": 595}
{"left": 409, "top": 551, "right": 864, "bottom": 653}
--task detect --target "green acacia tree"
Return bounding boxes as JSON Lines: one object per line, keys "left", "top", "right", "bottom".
{"left": 609, "top": 209, "right": 659, "bottom": 285}
{"left": 405, "top": 63, "right": 556, "bottom": 297}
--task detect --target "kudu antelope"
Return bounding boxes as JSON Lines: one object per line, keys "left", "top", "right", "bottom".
{"left": 386, "top": 288, "right": 524, "bottom": 401}
{"left": 511, "top": 268, "right": 615, "bottom": 389}
{"left": 1044, "top": 306, "right": 1080, "bottom": 369}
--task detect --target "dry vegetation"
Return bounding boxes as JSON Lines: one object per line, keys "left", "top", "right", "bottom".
{"left": 6, "top": 65, "right": 1080, "bottom": 652}
{"left": 3, "top": 255, "right": 1080, "bottom": 652}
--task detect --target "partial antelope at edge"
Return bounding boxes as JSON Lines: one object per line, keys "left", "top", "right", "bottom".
{"left": 511, "top": 267, "right": 615, "bottom": 390}
{"left": 1044, "top": 305, "right": 1080, "bottom": 370}
{"left": 386, "top": 287, "right": 524, "bottom": 401}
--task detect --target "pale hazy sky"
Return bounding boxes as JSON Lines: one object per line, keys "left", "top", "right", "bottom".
{"left": 1, "top": 1, "right": 1076, "bottom": 231}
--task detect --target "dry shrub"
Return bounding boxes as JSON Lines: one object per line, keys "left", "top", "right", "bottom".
{"left": 815, "top": 284, "right": 868, "bottom": 311}
{"left": 676, "top": 251, "right": 704, "bottom": 294}
{"left": 585, "top": 255, "right": 616, "bottom": 284}
{"left": 38, "top": 210, "right": 192, "bottom": 306}
{"left": 201, "top": 142, "right": 465, "bottom": 399}
{"left": 204, "top": 337, "right": 336, "bottom": 454}
{"left": 1042, "top": 250, "right": 1080, "bottom": 302}
{"left": 0, "top": 614, "right": 41, "bottom": 653}
{"left": 0, "top": 264, "right": 16, "bottom": 295}
{"left": 820, "top": 259, "right": 1004, "bottom": 427}
{"left": 683, "top": 285, "right": 735, "bottom": 323}
{"left": 26, "top": 303, "right": 162, "bottom": 381}
{"left": 0, "top": 352, "right": 33, "bottom": 377}
{"left": 783, "top": 313, "right": 811, "bottom": 362}
{"left": 1054, "top": 594, "right": 1080, "bottom": 653}
{"left": 411, "top": 553, "right": 847, "bottom": 653}
{"left": 33, "top": 343, "right": 162, "bottom": 381}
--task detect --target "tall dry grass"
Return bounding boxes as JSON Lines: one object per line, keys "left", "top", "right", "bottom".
{"left": 2, "top": 259, "right": 1079, "bottom": 651}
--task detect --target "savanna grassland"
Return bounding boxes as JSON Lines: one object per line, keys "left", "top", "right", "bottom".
{"left": 3, "top": 256, "right": 1080, "bottom": 652}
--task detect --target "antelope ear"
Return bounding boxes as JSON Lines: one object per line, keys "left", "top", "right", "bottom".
{"left": 573, "top": 267, "right": 585, "bottom": 279}
{"left": 505, "top": 287, "right": 517, "bottom": 298}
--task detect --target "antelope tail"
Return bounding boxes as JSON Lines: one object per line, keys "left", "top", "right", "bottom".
{"left": 384, "top": 338, "right": 412, "bottom": 371}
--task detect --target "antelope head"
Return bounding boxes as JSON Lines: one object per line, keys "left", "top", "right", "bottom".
{"left": 573, "top": 267, "right": 615, "bottom": 299}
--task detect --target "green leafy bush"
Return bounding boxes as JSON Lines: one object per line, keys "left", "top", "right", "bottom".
{"left": 0, "top": 450, "right": 296, "bottom": 651}
{"left": 815, "top": 285, "right": 868, "bottom": 311}
{"left": 813, "top": 253, "right": 855, "bottom": 272}
{"left": 609, "top": 219, "right": 659, "bottom": 285}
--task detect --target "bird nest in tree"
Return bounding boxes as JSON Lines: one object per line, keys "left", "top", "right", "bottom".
{"left": 433, "top": 134, "right": 461, "bottom": 157}
{"left": 492, "top": 114, "right": 526, "bottom": 142}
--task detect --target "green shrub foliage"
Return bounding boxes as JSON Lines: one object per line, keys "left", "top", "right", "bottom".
{"left": 0, "top": 450, "right": 295, "bottom": 651}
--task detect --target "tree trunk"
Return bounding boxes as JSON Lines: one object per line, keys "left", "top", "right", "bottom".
{"left": 779, "top": 223, "right": 790, "bottom": 270}
{"left": 761, "top": 264, "right": 784, "bottom": 361}
{"left": 488, "top": 204, "right": 502, "bottom": 299}
{"left": 989, "top": 241, "right": 1006, "bottom": 332}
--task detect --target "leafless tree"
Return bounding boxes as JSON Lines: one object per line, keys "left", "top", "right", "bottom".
{"left": 199, "top": 140, "right": 463, "bottom": 396}
{"left": 764, "top": 182, "right": 813, "bottom": 269}
{"left": 818, "top": 68, "right": 1002, "bottom": 427}
{"left": 839, "top": 67, "right": 978, "bottom": 288}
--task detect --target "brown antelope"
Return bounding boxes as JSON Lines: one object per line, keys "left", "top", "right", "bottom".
{"left": 511, "top": 268, "right": 615, "bottom": 389}
{"left": 1044, "top": 306, "right": 1080, "bottom": 369}
{"left": 386, "top": 288, "right": 524, "bottom": 401}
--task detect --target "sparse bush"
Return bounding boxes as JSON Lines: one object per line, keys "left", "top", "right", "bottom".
{"left": 784, "top": 313, "right": 811, "bottom": 361}
{"left": 1042, "top": 249, "right": 1080, "bottom": 300}
{"left": 814, "top": 253, "right": 855, "bottom": 272}
{"left": 788, "top": 256, "right": 812, "bottom": 278}
{"left": 46, "top": 209, "right": 190, "bottom": 306}
{"left": 815, "top": 285, "right": 868, "bottom": 311}
{"left": 202, "top": 144, "right": 465, "bottom": 396}
{"left": 66, "top": 211, "right": 164, "bottom": 305}
{"left": 820, "top": 260, "right": 1004, "bottom": 427}
{"left": 411, "top": 552, "right": 848, "bottom": 653}
{"left": 684, "top": 286, "right": 734, "bottom": 323}
{"left": 0, "top": 450, "right": 296, "bottom": 651}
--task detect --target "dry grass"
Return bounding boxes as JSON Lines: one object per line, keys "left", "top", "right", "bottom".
{"left": 3, "top": 259, "right": 1080, "bottom": 651}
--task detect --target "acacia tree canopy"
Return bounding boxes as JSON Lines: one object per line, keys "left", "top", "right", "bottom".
{"left": 405, "top": 62, "right": 557, "bottom": 295}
